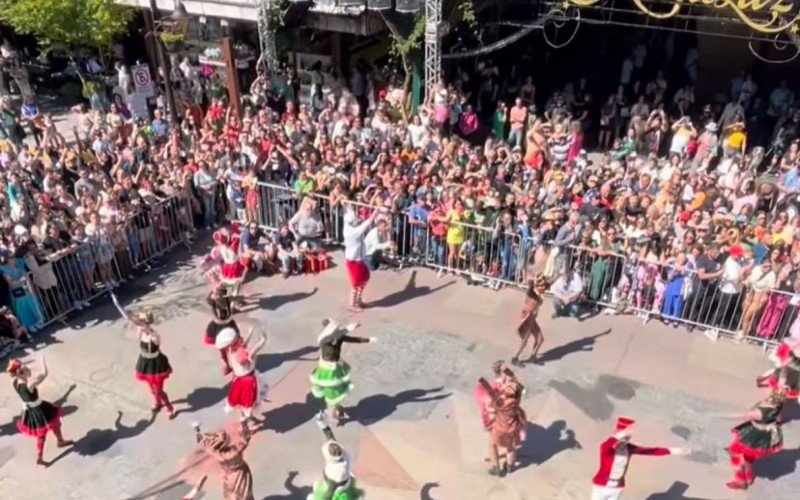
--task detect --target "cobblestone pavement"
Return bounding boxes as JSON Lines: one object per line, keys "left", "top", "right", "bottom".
{"left": 0, "top": 239, "right": 798, "bottom": 500}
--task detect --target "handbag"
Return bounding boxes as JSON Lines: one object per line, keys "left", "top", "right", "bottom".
{"left": 11, "top": 287, "right": 26, "bottom": 298}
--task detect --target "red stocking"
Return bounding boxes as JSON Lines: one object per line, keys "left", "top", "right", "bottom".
{"left": 150, "top": 380, "right": 173, "bottom": 413}
{"left": 35, "top": 436, "right": 45, "bottom": 462}
{"left": 743, "top": 458, "right": 755, "bottom": 485}
{"left": 148, "top": 381, "right": 163, "bottom": 410}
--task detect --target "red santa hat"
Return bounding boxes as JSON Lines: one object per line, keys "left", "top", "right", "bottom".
{"left": 615, "top": 417, "right": 635, "bottom": 432}
{"left": 213, "top": 229, "right": 230, "bottom": 245}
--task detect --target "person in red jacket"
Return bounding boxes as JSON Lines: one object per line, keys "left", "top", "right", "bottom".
{"left": 591, "top": 417, "right": 690, "bottom": 500}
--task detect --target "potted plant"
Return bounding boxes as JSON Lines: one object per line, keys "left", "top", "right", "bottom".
{"left": 159, "top": 32, "right": 185, "bottom": 52}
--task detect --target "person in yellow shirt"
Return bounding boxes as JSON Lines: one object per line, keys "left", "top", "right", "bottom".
{"left": 444, "top": 198, "right": 467, "bottom": 271}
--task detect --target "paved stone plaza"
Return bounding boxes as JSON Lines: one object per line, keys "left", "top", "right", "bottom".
{"left": 0, "top": 242, "right": 798, "bottom": 500}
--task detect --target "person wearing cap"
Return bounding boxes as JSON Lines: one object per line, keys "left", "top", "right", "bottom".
{"left": 309, "top": 319, "right": 375, "bottom": 425}
{"left": 309, "top": 411, "right": 364, "bottom": 500}
{"left": 591, "top": 417, "right": 690, "bottom": 499}
{"left": 692, "top": 122, "right": 719, "bottom": 171}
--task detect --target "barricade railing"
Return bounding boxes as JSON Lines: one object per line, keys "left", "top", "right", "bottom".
{"left": 560, "top": 244, "right": 798, "bottom": 347}
{"left": 220, "top": 180, "right": 796, "bottom": 349}
{"left": 13, "top": 193, "right": 195, "bottom": 330}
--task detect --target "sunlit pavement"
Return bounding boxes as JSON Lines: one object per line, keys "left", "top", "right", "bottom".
{"left": 0, "top": 238, "right": 797, "bottom": 500}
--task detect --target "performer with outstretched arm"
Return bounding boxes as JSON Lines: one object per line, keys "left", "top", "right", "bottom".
{"left": 308, "top": 411, "right": 364, "bottom": 500}
{"left": 591, "top": 417, "right": 690, "bottom": 500}
{"left": 724, "top": 389, "right": 785, "bottom": 490}
{"left": 111, "top": 293, "right": 175, "bottom": 418}
{"left": 205, "top": 288, "right": 241, "bottom": 375}
{"left": 219, "top": 326, "right": 267, "bottom": 424}
{"left": 511, "top": 274, "right": 548, "bottom": 366}
{"left": 7, "top": 356, "right": 74, "bottom": 465}
{"left": 342, "top": 206, "right": 379, "bottom": 311}
{"left": 191, "top": 421, "right": 254, "bottom": 500}
{"left": 476, "top": 367, "right": 527, "bottom": 477}
{"left": 310, "top": 319, "right": 376, "bottom": 426}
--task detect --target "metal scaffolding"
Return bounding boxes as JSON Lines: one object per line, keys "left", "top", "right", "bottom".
{"left": 424, "top": 0, "right": 441, "bottom": 102}
{"left": 257, "top": 0, "right": 278, "bottom": 73}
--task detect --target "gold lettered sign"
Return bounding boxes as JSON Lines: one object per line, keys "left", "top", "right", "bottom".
{"left": 565, "top": 0, "right": 800, "bottom": 34}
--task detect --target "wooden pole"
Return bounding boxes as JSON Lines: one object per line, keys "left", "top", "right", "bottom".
{"left": 221, "top": 36, "right": 242, "bottom": 119}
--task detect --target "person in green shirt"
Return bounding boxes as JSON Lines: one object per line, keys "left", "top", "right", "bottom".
{"left": 293, "top": 171, "right": 315, "bottom": 194}
{"left": 492, "top": 102, "right": 508, "bottom": 141}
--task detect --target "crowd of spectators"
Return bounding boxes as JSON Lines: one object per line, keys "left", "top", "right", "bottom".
{"left": 3, "top": 37, "right": 800, "bottom": 356}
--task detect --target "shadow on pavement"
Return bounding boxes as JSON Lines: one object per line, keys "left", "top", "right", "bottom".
{"left": 367, "top": 271, "right": 455, "bottom": 309}
{"left": 53, "top": 411, "right": 156, "bottom": 463}
{"left": 241, "top": 287, "right": 318, "bottom": 312}
{"left": 256, "top": 345, "right": 318, "bottom": 373}
{"left": 645, "top": 481, "right": 721, "bottom": 499}
{"left": 172, "top": 384, "right": 229, "bottom": 418}
{"left": 534, "top": 328, "right": 612, "bottom": 365}
{"left": 262, "top": 471, "right": 312, "bottom": 499}
{"left": 258, "top": 393, "right": 324, "bottom": 434}
{"left": 516, "top": 419, "right": 581, "bottom": 470}
{"left": 420, "top": 482, "right": 440, "bottom": 499}
{"left": 344, "top": 387, "right": 451, "bottom": 426}
{"left": 752, "top": 446, "right": 800, "bottom": 481}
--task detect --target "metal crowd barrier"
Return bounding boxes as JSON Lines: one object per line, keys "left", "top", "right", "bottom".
{"left": 209, "top": 179, "right": 800, "bottom": 348}
{"left": 560, "top": 244, "right": 798, "bottom": 347}
{"left": 15, "top": 194, "right": 195, "bottom": 329}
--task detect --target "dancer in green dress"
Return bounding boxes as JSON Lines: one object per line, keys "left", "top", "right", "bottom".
{"left": 308, "top": 412, "right": 364, "bottom": 500}
{"left": 309, "top": 319, "right": 375, "bottom": 425}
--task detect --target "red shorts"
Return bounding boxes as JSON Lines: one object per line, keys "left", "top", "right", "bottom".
{"left": 345, "top": 260, "right": 370, "bottom": 288}
{"left": 227, "top": 372, "right": 258, "bottom": 408}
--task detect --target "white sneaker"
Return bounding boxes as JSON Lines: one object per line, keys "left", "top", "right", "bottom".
{"left": 642, "top": 314, "right": 651, "bottom": 325}
{"left": 703, "top": 329, "right": 719, "bottom": 342}
{"left": 82, "top": 300, "right": 91, "bottom": 307}
{"left": 72, "top": 301, "right": 84, "bottom": 311}
{"left": 28, "top": 326, "right": 38, "bottom": 333}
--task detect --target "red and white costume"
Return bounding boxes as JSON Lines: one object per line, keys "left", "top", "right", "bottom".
{"left": 591, "top": 418, "right": 673, "bottom": 500}
{"left": 227, "top": 347, "right": 260, "bottom": 411}
{"left": 757, "top": 340, "right": 800, "bottom": 399}
{"left": 204, "top": 225, "right": 248, "bottom": 289}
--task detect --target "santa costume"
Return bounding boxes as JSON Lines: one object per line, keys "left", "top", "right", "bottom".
{"left": 309, "top": 319, "right": 374, "bottom": 424}
{"left": 217, "top": 328, "right": 266, "bottom": 423}
{"left": 726, "top": 390, "right": 785, "bottom": 490}
{"left": 206, "top": 290, "right": 241, "bottom": 374}
{"left": 308, "top": 412, "right": 364, "bottom": 500}
{"left": 591, "top": 417, "right": 688, "bottom": 500}
{"left": 204, "top": 225, "right": 248, "bottom": 299}
{"left": 756, "top": 341, "right": 800, "bottom": 400}
{"left": 342, "top": 207, "right": 378, "bottom": 311}
{"left": 7, "top": 359, "right": 74, "bottom": 465}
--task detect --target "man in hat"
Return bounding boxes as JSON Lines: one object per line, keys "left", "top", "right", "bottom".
{"left": 591, "top": 417, "right": 690, "bottom": 499}
{"left": 342, "top": 206, "right": 380, "bottom": 311}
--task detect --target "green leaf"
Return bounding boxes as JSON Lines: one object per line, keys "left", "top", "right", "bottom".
{"left": 0, "top": 0, "right": 132, "bottom": 52}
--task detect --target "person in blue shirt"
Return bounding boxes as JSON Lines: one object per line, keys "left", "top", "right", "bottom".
{"left": 407, "top": 196, "right": 430, "bottom": 255}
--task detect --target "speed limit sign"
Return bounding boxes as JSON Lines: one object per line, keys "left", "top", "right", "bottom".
{"left": 132, "top": 63, "right": 155, "bottom": 97}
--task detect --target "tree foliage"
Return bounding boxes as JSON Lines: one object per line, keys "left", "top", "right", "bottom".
{"left": 0, "top": 0, "right": 132, "bottom": 52}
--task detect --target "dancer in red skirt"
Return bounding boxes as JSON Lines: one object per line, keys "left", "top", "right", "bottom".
{"left": 342, "top": 206, "right": 379, "bottom": 311}
{"left": 724, "top": 389, "right": 785, "bottom": 490}
{"left": 112, "top": 293, "right": 175, "bottom": 418}
{"left": 7, "top": 357, "right": 74, "bottom": 465}
{"left": 203, "top": 226, "right": 249, "bottom": 306}
{"left": 757, "top": 341, "right": 800, "bottom": 399}
{"left": 206, "top": 288, "right": 241, "bottom": 375}
{"left": 220, "top": 327, "right": 266, "bottom": 424}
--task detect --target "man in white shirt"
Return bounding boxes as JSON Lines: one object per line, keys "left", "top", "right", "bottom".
{"left": 364, "top": 219, "right": 395, "bottom": 271}
{"left": 551, "top": 266, "right": 584, "bottom": 318}
{"left": 711, "top": 245, "right": 750, "bottom": 337}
